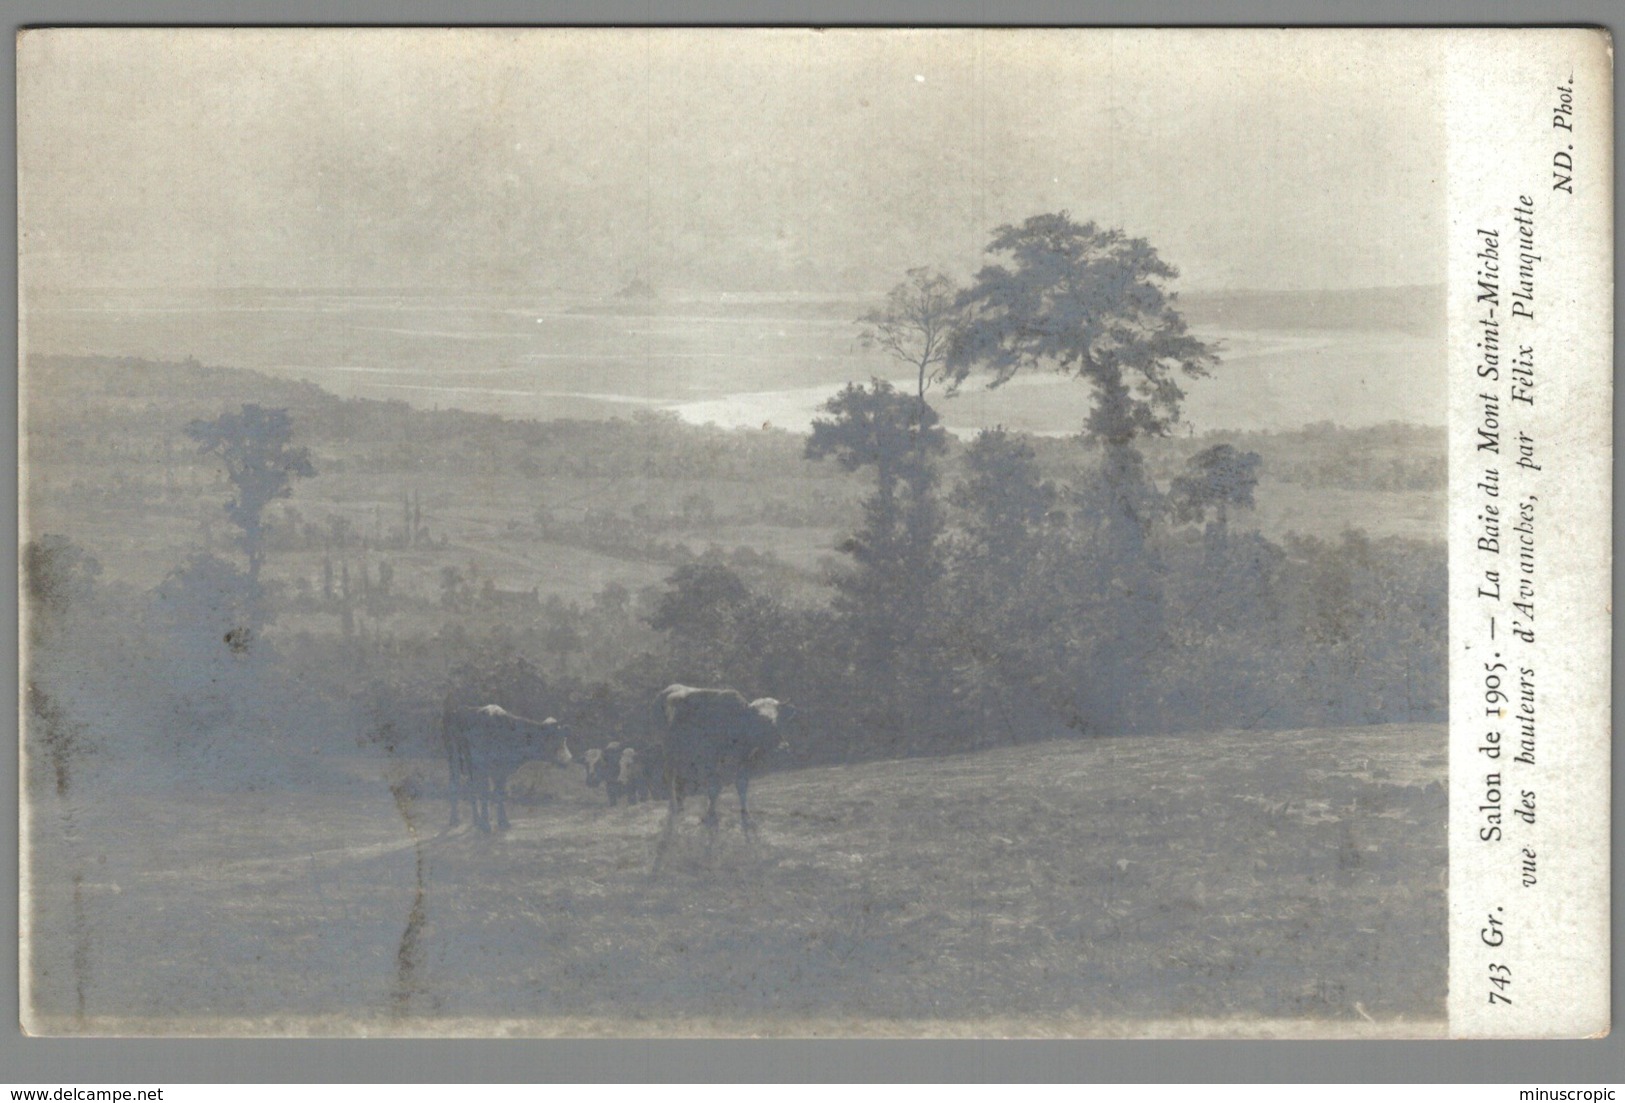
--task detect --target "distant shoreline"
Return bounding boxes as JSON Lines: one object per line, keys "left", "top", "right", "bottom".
{"left": 21, "top": 286, "right": 1446, "bottom": 436}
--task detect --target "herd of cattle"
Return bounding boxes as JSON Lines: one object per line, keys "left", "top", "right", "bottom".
{"left": 439, "top": 684, "right": 796, "bottom": 834}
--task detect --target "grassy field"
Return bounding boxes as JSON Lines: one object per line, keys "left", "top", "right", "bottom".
{"left": 25, "top": 722, "right": 1446, "bottom": 1037}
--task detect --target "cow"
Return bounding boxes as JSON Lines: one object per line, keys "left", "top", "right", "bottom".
{"left": 655, "top": 684, "right": 793, "bottom": 830}
{"left": 580, "top": 743, "right": 618, "bottom": 800}
{"left": 622, "top": 744, "right": 670, "bottom": 804}
{"left": 442, "top": 701, "right": 573, "bottom": 832}
{"left": 583, "top": 742, "right": 669, "bottom": 806}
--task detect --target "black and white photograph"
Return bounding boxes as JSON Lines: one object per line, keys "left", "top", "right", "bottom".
{"left": 15, "top": 28, "right": 1609, "bottom": 1039}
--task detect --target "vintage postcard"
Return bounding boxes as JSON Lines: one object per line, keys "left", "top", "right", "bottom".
{"left": 16, "top": 28, "right": 1610, "bottom": 1037}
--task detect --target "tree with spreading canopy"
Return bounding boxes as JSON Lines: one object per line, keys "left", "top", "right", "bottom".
{"left": 945, "top": 213, "right": 1220, "bottom": 733}
{"left": 946, "top": 212, "right": 1219, "bottom": 542}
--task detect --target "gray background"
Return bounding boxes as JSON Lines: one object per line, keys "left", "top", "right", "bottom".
{"left": 3, "top": 0, "right": 1619, "bottom": 1084}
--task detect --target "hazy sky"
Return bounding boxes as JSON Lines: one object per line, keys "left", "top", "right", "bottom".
{"left": 20, "top": 28, "right": 1445, "bottom": 294}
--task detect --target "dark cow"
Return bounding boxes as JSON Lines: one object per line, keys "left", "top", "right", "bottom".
{"left": 656, "top": 684, "right": 793, "bottom": 829}
{"left": 622, "top": 744, "right": 670, "bottom": 804}
{"left": 582, "top": 742, "right": 669, "bottom": 806}
{"left": 443, "top": 701, "right": 573, "bottom": 831}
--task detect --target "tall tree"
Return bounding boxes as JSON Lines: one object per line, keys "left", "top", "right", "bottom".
{"left": 186, "top": 405, "right": 316, "bottom": 583}
{"left": 806, "top": 381, "right": 949, "bottom": 752}
{"left": 806, "top": 382, "right": 948, "bottom": 617}
{"left": 946, "top": 213, "right": 1218, "bottom": 542}
{"left": 946, "top": 214, "right": 1218, "bottom": 733}
{"left": 942, "top": 430, "right": 1067, "bottom": 741}
{"left": 858, "top": 267, "right": 962, "bottom": 425}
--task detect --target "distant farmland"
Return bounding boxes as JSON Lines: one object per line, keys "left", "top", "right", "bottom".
{"left": 22, "top": 353, "right": 1443, "bottom": 607}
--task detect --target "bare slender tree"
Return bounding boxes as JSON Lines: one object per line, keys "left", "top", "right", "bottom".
{"left": 858, "top": 267, "right": 962, "bottom": 425}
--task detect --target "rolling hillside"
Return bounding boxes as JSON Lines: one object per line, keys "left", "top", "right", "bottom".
{"left": 26, "top": 722, "right": 1447, "bottom": 1036}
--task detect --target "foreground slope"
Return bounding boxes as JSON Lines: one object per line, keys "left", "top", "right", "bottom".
{"left": 25, "top": 722, "right": 1445, "bottom": 1036}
